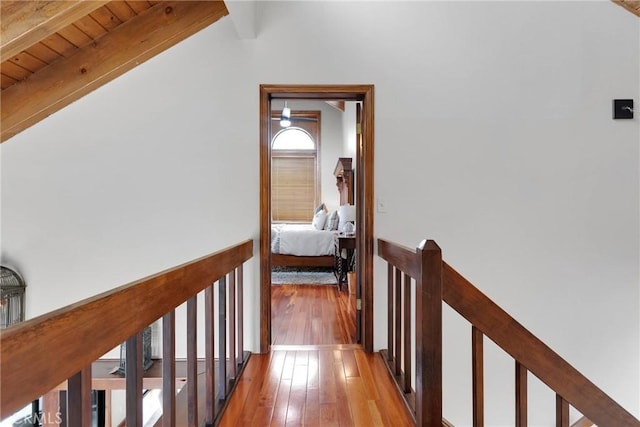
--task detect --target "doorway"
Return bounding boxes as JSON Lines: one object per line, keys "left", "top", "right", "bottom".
{"left": 259, "top": 84, "right": 375, "bottom": 353}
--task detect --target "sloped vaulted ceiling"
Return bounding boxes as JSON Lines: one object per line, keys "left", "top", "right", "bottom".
{"left": 613, "top": 0, "right": 640, "bottom": 17}
{"left": 0, "top": 0, "right": 228, "bottom": 143}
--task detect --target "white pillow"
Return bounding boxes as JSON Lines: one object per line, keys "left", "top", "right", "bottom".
{"left": 312, "top": 211, "right": 327, "bottom": 230}
{"left": 324, "top": 210, "right": 339, "bottom": 230}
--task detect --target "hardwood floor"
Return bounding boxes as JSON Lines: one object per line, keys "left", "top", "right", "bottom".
{"left": 219, "top": 284, "right": 410, "bottom": 425}
{"left": 271, "top": 285, "right": 355, "bottom": 345}
{"left": 218, "top": 345, "right": 415, "bottom": 426}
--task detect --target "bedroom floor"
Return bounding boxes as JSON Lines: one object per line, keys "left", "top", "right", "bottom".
{"left": 271, "top": 285, "right": 356, "bottom": 345}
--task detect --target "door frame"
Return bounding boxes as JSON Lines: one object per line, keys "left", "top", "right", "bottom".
{"left": 259, "top": 84, "right": 375, "bottom": 353}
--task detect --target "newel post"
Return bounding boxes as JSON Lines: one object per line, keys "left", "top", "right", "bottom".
{"left": 416, "top": 239, "right": 443, "bottom": 426}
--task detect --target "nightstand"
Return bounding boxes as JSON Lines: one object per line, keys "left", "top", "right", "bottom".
{"left": 335, "top": 235, "right": 355, "bottom": 291}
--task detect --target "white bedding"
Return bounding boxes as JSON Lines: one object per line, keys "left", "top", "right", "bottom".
{"left": 271, "top": 224, "right": 336, "bottom": 256}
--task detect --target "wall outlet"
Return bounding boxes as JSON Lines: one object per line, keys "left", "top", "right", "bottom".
{"left": 377, "top": 198, "right": 387, "bottom": 213}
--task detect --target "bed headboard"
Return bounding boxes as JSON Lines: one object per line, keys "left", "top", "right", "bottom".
{"left": 334, "top": 157, "right": 354, "bottom": 206}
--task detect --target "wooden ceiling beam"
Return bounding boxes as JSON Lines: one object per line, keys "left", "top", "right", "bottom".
{"left": 612, "top": 0, "right": 640, "bottom": 17}
{"left": 0, "top": 1, "right": 110, "bottom": 62}
{"left": 1, "top": 1, "right": 228, "bottom": 142}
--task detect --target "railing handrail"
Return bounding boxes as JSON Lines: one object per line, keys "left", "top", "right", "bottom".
{"left": 0, "top": 239, "right": 253, "bottom": 419}
{"left": 377, "top": 238, "right": 639, "bottom": 426}
{"left": 442, "top": 262, "right": 638, "bottom": 426}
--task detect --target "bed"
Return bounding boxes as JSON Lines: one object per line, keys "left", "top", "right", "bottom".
{"left": 271, "top": 223, "right": 336, "bottom": 267}
{"left": 271, "top": 157, "right": 354, "bottom": 268}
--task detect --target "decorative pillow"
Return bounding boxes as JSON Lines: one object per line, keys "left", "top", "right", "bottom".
{"left": 324, "top": 210, "right": 339, "bottom": 231}
{"left": 314, "top": 203, "right": 326, "bottom": 214}
{"left": 312, "top": 210, "right": 327, "bottom": 230}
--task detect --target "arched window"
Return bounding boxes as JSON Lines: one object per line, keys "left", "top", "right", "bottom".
{"left": 271, "top": 114, "right": 320, "bottom": 222}
{"left": 272, "top": 128, "right": 315, "bottom": 151}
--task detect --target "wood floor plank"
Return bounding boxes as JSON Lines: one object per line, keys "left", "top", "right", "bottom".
{"left": 319, "top": 350, "right": 337, "bottom": 405}
{"left": 286, "top": 378, "right": 306, "bottom": 425}
{"left": 281, "top": 351, "right": 296, "bottom": 381}
{"left": 270, "top": 377, "right": 292, "bottom": 426}
{"left": 305, "top": 354, "right": 321, "bottom": 427}
{"left": 217, "top": 353, "right": 266, "bottom": 426}
{"left": 272, "top": 285, "right": 355, "bottom": 345}
{"left": 341, "top": 349, "right": 360, "bottom": 378}
{"left": 346, "top": 377, "right": 375, "bottom": 426}
{"left": 367, "top": 400, "right": 386, "bottom": 426}
{"left": 369, "top": 352, "right": 415, "bottom": 425}
{"left": 219, "top": 347, "right": 413, "bottom": 426}
{"left": 319, "top": 403, "right": 339, "bottom": 426}
{"left": 333, "top": 350, "right": 354, "bottom": 426}
{"left": 242, "top": 352, "right": 281, "bottom": 425}
{"left": 307, "top": 350, "right": 319, "bottom": 389}
{"left": 288, "top": 353, "right": 309, "bottom": 425}
{"left": 354, "top": 349, "right": 381, "bottom": 401}
{"left": 304, "top": 386, "right": 320, "bottom": 426}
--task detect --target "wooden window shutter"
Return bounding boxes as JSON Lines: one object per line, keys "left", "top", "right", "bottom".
{"left": 272, "top": 155, "right": 316, "bottom": 222}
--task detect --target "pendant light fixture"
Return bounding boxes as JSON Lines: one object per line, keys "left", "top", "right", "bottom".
{"left": 280, "top": 101, "right": 291, "bottom": 128}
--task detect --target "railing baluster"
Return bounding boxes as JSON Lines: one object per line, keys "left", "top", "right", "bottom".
{"left": 516, "top": 361, "right": 528, "bottom": 427}
{"left": 218, "top": 275, "right": 228, "bottom": 398}
{"left": 394, "top": 267, "right": 402, "bottom": 376}
{"left": 229, "top": 268, "right": 237, "bottom": 380}
{"left": 187, "top": 296, "right": 198, "bottom": 427}
{"left": 67, "top": 365, "right": 92, "bottom": 426}
{"left": 416, "top": 240, "right": 443, "bottom": 426}
{"left": 472, "top": 326, "right": 484, "bottom": 427}
{"left": 237, "top": 266, "right": 244, "bottom": 366}
{"left": 377, "top": 237, "right": 640, "bottom": 427}
{"left": 42, "top": 391, "right": 60, "bottom": 427}
{"left": 0, "top": 240, "right": 254, "bottom": 424}
{"left": 403, "top": 272, "right": 412, "bottom": 393}
{"left": 556, "top": 395, "right": 569, "bottom": 427}
{"left": 162, "top": 311, "right": 176, "bottom": 427}
{"left": 205, "top": 284, "right": 215, "bottom": 425}
{"left": 125, "top": 332, "right": 143, "bottom": 427}
{"left": 387, "top": 263, "right": 394, "bottom": 363}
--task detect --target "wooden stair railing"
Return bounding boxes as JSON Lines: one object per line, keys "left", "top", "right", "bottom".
{"left": 1, "top": 239, "right": 253, "bottom": 426}
{"left": 378, "top": 238, "right": 640, "bottom": 426}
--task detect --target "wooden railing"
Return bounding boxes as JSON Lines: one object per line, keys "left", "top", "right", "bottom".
{"left": 378, "top": 238, "right": 640, "bottom": 427}
{"left": 0, "top": 239, "right": 253, "bottom": 426}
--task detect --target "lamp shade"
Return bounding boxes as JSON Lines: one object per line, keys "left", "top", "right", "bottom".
{"left": 338, "top": 204, "right": 356, "bottom": 232}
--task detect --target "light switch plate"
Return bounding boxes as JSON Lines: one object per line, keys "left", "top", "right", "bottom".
{"left": 613, "top": 99, "right": 634, "bottom": 119}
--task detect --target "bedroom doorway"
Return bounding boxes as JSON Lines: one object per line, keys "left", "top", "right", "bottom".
{"left": 259, "top": 84, "right": 375, "bottom": 353}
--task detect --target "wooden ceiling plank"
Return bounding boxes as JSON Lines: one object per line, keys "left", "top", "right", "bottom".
{"left": 72, "top": 15, "right": 109, "bottom": 40}
{"left": 89, "top": 6, "right": 124, "bottom": 31}
{"left": 126, "top": 1, "right": 153, "bottom": 15}
{"left": 1, "top": 1, "right": 229, "bottom": 143}
{"left": 1, "top": 73, "right": 18, "bottom": 91}
{"left": 40, "top": 33, "right": 78, "bottom": 58}
{"left": 6, "top": 51, "right": 48, "bottom": 74}
{"left": 25, "top": 42, "right": 62, "bottom": 65}
{"left": 612, "top": 0, "right": 640, "bottom": 17}
{"left": 0, "top": 0, "right": 110, "bottom": 62}
{"left": 0, "top": 60, "right": 30, "bottom": 81}
{"left": 56, "top": 24, "right": 94, "bottom": 49}
{"left": 106, "top": 1, "right": 137, "bottom": 22}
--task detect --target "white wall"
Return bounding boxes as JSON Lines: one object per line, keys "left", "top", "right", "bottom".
{"left": 1, "top": 1, "right": 638, "bottom": 424}
{"left": 343, "top": 102, "right": 357, "bottom": 161}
